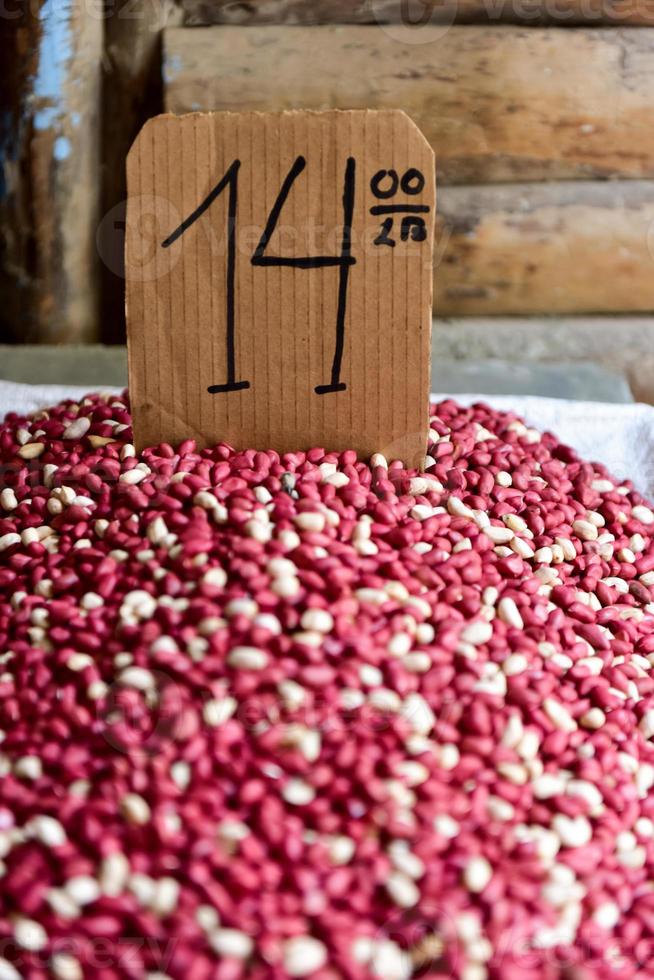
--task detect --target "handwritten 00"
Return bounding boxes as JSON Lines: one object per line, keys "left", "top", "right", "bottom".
{"left": 161, "top": 156, "right": 430, "bottom": 398}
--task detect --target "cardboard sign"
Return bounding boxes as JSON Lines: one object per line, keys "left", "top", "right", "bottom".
{"left": 125, "top": 109, "right": 435, "bottom": 467}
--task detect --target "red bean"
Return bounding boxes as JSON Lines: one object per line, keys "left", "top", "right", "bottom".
{"left": 0, "top": 393, "right": 652, "bottom": 979}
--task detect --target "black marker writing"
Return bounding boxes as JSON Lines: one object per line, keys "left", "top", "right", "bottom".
{"left": 370, "top": 167, "right": 430, "bottom": 248}
{"left": 370, "top": 204, "right": 429, "bottom": 216}
{"left": 374, "top": 217, "right": 395, "bottom": 248}
{"left": 162, "top": 159, "right": 250, "bottom": 394}
{"left": 400, "top": 216, "right": 428, "bottom": 242}
{"left": 251, "top": 154, "right": 356, "bottom": 394}
{"left": 162, "top": 156, "right": 427, "bottom": 392}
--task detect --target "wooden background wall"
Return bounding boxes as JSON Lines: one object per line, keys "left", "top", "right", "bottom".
{"left": 0, "top": 0, "right": 102, "bottom": 343}
{"left": 0, "top": 0, "right": 180, "bottom": 344}
{"left": 2, "top": 0, "right": 654, "bottom": 341}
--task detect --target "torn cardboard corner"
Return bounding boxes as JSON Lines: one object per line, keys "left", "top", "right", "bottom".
{"left": 125, "top": 108, "right": 435, "bottom": 467}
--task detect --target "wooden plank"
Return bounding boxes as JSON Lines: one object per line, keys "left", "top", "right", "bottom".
{"left": 165, "top": 25, "right": 654, "bottom": 184}
{"left": 435, "top": 182, "right": 654, "bottom": 315}
{"left": 0, "top": 0, "right": 103, "bottom": 342}
{"left": 180, "top": 0, "right": 654, "bottom": 26}
{"left": 99, "top": 0, "right": 182, "bottom": 344}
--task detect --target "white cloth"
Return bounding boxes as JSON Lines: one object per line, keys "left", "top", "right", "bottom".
{"left": 432, "top": 394, "right": 654, "bottom": 502}
{"left": 0, "top": 381, "right": 652, "bottom": 501}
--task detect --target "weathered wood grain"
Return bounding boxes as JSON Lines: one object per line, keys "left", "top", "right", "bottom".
{"left": 180, "top": 0, "right": 654, "bottom": 26}
{"left": 0, "top": 0, "right": 102, "bottom": 342}
{"left": 100, "top": 0, "right": 182, "bottom": 344}
{"left": 435, "top": 182, "right": 654, "bottom": 315}
{"left": 0, "top": 6, "right": 42, "bottom": 342}
{"left": 165, "top": 25, "right": 654, "bottom": 184}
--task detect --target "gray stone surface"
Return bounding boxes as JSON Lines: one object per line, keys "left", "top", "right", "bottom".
{"left": 0, "top": 345, "right": 128, "bottom": 387}
{"left": 432, "top": 358, "right": 633, "bottom": 402}
{"left": 0, "top": 339, "right": 635, "bottom": 403}
{"left": 432, "top": 317, "right": 654, "bottom": 403}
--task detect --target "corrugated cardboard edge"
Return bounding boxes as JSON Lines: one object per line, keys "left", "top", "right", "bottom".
{"left": 126, "top": 109, "right": 436, "bottom": 463}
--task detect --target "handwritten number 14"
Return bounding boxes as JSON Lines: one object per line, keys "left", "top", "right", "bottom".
{"left": 162, "top": 156, "right": 356, "bottom": 395}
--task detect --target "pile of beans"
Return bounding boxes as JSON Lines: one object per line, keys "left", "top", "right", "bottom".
{"left": 0, "top": 391, "right": 654, "bottom": 980}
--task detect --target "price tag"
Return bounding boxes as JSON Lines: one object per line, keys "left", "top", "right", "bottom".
{"left": 125, "top": 109, "right": 435, "bottom": 467}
